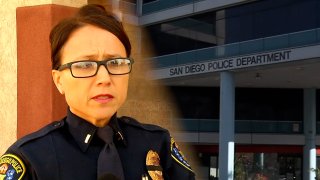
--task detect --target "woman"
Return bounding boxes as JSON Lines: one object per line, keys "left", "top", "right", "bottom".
{"left": 0, "top": 4, "right": 195, "bottom": 180}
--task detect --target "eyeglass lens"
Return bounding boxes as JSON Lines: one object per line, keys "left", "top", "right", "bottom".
{"left": 70, "top": 59, "right": 131, "bottom": 77}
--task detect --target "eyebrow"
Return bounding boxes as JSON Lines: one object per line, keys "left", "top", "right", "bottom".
{"left": 79, "top": 54, "right": 124, "bottom": 60}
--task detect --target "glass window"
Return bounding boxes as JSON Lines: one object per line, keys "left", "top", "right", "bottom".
{"left": 143, "top": 0, "right": 157, "bottom": 4}
{"left": 169, "top": 86, "right": 220, "bottom": 119}
{"left": 197, "top": 153, "right": 219, "bottom": 180}
{"left": 194, "top": 146, "right": 302, "bottom": 180}
{"left": 170, "top": 87, "right": 303, "bottom": 121}
{"left": 146, "top": 12, "right": 217, "bottom": 56}
{"left": 235, "top": 153, "right": 302, "bottom": 179}
{"left": 316, "top": 156, "right": 320, "bottom": 179}
{"left": 236, "top": 88, "right": 303, "bottom": 121}
{"left": 146, "top": 0, "right": 320, "bottom": 56}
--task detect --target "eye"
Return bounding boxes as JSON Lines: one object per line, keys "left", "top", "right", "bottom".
{"left": 108, "top": 60, "right": 118, "bottom": 65}
{"left": 108, "top": 59, "right": 121, "bottom": 66}
{"left": 73, "top": 61, "right": 96, "bottom": 69}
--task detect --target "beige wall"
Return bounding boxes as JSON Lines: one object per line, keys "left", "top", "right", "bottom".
{"left": 117, "top": 25, "right": 181, "bottom": 132}
{"left": 0, "top": 0, "right": 86, "bottom": 155}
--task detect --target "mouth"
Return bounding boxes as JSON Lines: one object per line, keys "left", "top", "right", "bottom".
{"left": 92, "top": 94, "right": 114, "bottom": 103}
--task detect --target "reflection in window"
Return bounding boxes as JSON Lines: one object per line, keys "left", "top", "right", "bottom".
{"left": 145, "top": 0, "right": 320, "bottom": 56}
{"left": 235, "top": 153, "right": 301, "bottom": 180}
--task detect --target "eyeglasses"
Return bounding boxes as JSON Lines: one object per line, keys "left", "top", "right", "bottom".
{"left": 57, "top": 58, "right": 134, "bottom": 78}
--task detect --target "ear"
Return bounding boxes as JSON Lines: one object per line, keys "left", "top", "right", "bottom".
{"left": 52, "top": 70, "right": 65, "bottom": 94}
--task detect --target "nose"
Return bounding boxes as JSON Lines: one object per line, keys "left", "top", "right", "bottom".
{"left": 95, "top": 65, "right": 111, "bottom": 85}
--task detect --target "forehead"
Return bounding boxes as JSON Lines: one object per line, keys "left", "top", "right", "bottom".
{"left": 60, "top": 25, "right": 126, "bottom": 62}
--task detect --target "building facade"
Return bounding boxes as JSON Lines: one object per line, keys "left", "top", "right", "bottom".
{"left": 136, "top": 0, "right": 320, "bottom": 179}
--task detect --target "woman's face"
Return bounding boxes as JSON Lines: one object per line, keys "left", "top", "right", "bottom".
{"left": 52, "top": 25, "right": 129, "bottom": 127}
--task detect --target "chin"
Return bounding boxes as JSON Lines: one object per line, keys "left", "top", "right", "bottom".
{"left": 90, "top": 109, "right": 117, "bottom": 124}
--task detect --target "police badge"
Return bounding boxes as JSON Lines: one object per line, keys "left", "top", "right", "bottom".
{"left": 145, "top": 150, "right": 164, "bottom": 180}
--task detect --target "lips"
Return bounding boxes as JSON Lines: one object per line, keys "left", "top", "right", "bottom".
{"left": 92, "top": 94, "right": 114, "bottom": 103}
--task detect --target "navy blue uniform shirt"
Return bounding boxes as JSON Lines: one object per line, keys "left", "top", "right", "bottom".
{"left": 0, "top": 110, "right": 195, "bottom": 180}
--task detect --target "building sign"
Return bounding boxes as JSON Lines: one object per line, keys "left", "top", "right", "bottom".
{"left": 151, "top": 44, "right": 320, "bottom": 79}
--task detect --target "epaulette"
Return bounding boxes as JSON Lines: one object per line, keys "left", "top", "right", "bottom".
{"left": 13, "top": 120, "right": 65, "bottom": 149}
{"left": 118, "top": 116, "right": 168, "bottom": 132}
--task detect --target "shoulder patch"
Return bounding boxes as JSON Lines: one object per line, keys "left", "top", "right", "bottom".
{"left": 0, "top": 154, "right": 26, "bottom": 180}
{"left": 170, "top": 137, "right": 193, "bottom": 172}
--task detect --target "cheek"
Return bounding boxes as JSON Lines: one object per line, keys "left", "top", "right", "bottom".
{"left": 115, "top": 76, "right": 129, "bottom": 103}
{"left": 62, "top": 78, "right": 90, "bottom": 105}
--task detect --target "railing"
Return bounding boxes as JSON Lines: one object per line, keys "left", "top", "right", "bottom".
{"left": 178, "top": 118, "right": 304, "bottom": 134}
{"left": 152, "top": 28, "right": 320, "bottom": 68}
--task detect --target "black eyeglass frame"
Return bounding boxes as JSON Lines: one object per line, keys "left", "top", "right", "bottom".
{"left": 56, "top": 57, "right": 134, "bottom": 78}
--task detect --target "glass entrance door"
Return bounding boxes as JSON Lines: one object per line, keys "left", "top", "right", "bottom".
{"left": 234, "top": 153, "right": 302, "bottom": 180}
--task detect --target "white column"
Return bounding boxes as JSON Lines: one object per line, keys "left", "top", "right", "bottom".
{"left": 218, "top": 71, "right": 235, "bottom": 180}
{"left": 136, "top": 0, "right": 143, "bottom": 16}
{"left": 303, "top": 88, "right": 316, "bottom": 180}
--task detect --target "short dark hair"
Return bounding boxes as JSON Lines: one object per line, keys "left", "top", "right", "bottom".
{"left": 49, "top": 4, "right": 131, "bottom": 70}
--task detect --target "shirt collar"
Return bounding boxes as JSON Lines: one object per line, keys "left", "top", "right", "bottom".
{"left": 66, "top": 109, "right": 97, "bottom": 152}
{"left": 66, "top": 109, "right": 126, "bottom": 152}
{"left": 109, "top": 116, "right": 127, "bottom": 147}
